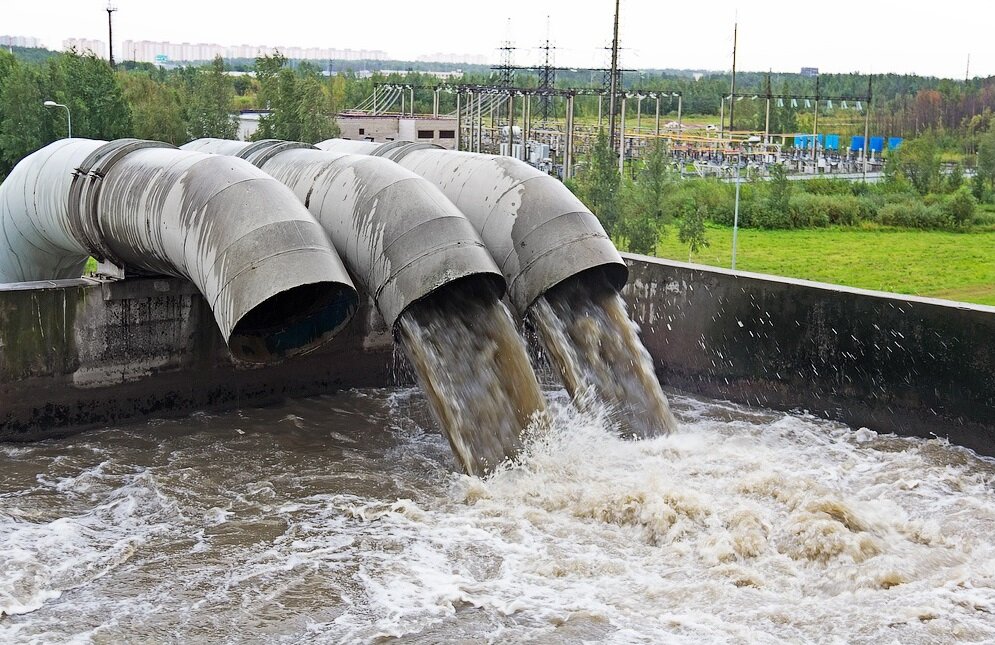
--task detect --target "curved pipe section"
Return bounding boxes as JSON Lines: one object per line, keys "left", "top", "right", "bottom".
{"left": 316, "top": 139, "right": 627, "bottom": 314}
{"left": 181, "top": 138, "right": 504, "bottom": 330}
{"left": 0, "top": 138, "right": 359, "bottom": 363}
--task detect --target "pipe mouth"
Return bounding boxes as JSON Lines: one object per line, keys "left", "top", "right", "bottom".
{"left": 392, "top": 273, "right": 505, "bottom": 337}
{"left": 538, "top": 264, "right": 627, "bottom": 305}
{"left": 228, "top": 281, "right": 358, "bottom": 364}
{"left": 511, "top": 235, "right": 629, "bottom": 314}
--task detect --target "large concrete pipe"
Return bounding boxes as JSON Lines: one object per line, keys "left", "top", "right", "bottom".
{"left": 0, "top": 138, "right": 359, "bottom": 363}
{"left": 180, "top": 139, "right": 504, "bottom": 330}
{"left": 315, "top": 139, "right": 627, "bottom": 315}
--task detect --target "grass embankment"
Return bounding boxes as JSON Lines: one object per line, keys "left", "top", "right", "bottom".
{"left": 655, "top": 224, "right": 995, "bottom": 306}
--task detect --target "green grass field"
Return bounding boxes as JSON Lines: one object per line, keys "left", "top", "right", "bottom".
{"left": 654, "top": 224, "right": 995, "bottom": 306}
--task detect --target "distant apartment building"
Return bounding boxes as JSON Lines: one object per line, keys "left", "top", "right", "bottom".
{"left": 801, "top": 67, "right": 819, "bottom": 77}
{"left": 416, "top": 52, "right": 489, "bottom": 66}
{"left": 0, "top": 35, "right": 43, "bottom": 48}
{"left": 122, "top": 39, "right": 389, "bottom": 64}
{"left": 63, "top": 38, "right": 106, "bottom": 58}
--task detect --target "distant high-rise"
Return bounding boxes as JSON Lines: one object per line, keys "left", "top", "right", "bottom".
{"left": 120, "top": 39, "right": 389, "bottom": 64}
{"left": 0, "top": 35, "right": 43, "bottom": 49}
{"left": 63, "top": 38, "right": 107, "bottom": 58}
{"left": 801, "top": 67, "right": 819, "bottom": 77}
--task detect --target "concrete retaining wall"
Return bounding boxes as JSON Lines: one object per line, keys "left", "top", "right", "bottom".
{"left": 622, "top": 255, "right": 995, "bottom": 455}
{"left": 0, "top": 277, "right": 395, "bottom": 441}
{"left": 3, "top": 258, "right": 994, "bottom": 455}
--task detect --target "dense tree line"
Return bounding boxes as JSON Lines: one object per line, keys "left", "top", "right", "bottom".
{"left": 0, "top": 50, "right": 349, "bottom": 181}
{"left": 3, "top": 45, "right": 995, "bottom": 183}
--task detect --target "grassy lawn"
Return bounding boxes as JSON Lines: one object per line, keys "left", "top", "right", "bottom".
{"left": 654, "top": 224, "right": 995, "bottom": 306}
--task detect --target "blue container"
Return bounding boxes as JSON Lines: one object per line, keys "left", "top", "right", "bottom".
{"left": 870, "top": 136, "right": 885, "bottom": 153}
{"left": 888, "top": 137, "right": 903, "bottom": 150}
{"left": 850, "top": 135, "right": 865, "bottom": 151}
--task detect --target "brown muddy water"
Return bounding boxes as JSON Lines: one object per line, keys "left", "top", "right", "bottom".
{"left": 530, "top": 275, "right": 678, "bottom": 438}
{"left": 397, "top": 288, "right": 546, "bottom": 476}
{"left": 2, "top": 388, "right": 993, "bottom": 643}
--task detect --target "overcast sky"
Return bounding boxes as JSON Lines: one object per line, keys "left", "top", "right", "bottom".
{"left": 4, "top": 0, "right": 992, "bottom": 79}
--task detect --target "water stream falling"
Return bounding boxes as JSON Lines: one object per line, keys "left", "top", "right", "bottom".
{"left": 530, "top": 271, "right": 678, "bottom": 438}
{"left": 395, "top": 283, "right": 547, "bottom": 476}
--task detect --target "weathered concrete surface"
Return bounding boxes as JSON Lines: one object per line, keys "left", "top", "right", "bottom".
{"left": 0, "top": 277, "right": 395, "bottom": 441}
{"left": 622, "top": 254, "right": 995, "bottom": 455}
{"left": 3, "top": 257, "right": 995, "bottom": 455}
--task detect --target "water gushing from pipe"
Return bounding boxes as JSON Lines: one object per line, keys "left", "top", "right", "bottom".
{"left": 529, "top": 271, "right": 678, "bottom": 437}
{"left": 396, "top": 282, "right": 547, "bottom": 475}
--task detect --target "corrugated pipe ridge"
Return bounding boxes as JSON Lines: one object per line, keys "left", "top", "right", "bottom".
{"left": 0, "top": 138, "right": 359, "bottom": 363}
{"left": 181, "top": 139, "right": 504, "bottom": 330}
{"left": 315, "top": 139, "right": 628, "bottom": 315}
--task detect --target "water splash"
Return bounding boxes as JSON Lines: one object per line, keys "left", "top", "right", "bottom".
{"left": 2, "top": 391, "right": 994, "bottom": 642}
{"left": 529, "top": 273, "right": 678, "bottom": 437}
{"left": 396, "top": 284, "right": 547, "bottom": 476}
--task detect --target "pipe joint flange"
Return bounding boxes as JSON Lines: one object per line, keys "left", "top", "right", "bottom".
{"left": 374, "top": 141, "right": 443, "bottom": 163}
{"left": 68, "top": 138, "right": 176, "bottom": 264}
{"left": 235, "top": 139, "right": 316, "bottom": 168}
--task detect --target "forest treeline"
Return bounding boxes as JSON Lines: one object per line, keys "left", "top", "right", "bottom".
{"left": 3, "top": 46, "right": 995, "bottom": 182}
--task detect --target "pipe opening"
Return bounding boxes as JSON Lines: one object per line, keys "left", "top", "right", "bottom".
{"left": 391, "top": 273, "right": 505, "bottom": 337}
{"left": 228, "top": 282, "right": 358, "bottom": 364}
{"left": 537, "top": 263, "right": 629, "bottom": 309}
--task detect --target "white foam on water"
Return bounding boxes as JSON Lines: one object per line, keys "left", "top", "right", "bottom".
{"left": 0, "top": 465, "right": 179, "bottom": 621}
{"left": 0, "top": 390, "right": 993, "bottom": 643}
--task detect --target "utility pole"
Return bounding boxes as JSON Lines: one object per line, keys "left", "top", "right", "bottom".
{"left": 608, "top": 0, "right": 620, "bottom": 148}
{"left": 729, "top": 18, "right": 737, "bottom": 132}
{"left": 862, "top": 75, "right": 872, "bottom": 181}
{"left": 812, "top": 75, "right": 820, "bottom": 165}
{"left": 764, "top": 72, "right": 772, "bottom": 145}
{"left": 106, "top": 1, "right": 117, "bottom": 67}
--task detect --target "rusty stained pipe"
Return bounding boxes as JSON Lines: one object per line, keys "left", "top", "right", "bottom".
{"left": 314, "top": 139, "right": 627, "bottom": 316}
{"left": 0, "top": 138, "right": 359, "bottom": 363}
{"left": 180, "top": 139, "right": 504, "bottom": 329}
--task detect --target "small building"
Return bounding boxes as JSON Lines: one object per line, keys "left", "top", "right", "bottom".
{"left": 336, "top": 114, "right": 458, "bottom": 150}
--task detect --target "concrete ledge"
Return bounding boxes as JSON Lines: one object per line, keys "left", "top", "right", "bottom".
{"left": 0, "top": 277, "right": 396, "bottom": 441}
{"left": 622, "top": 254, "right": 995, "bottom": 455}
{"left": 3, "top": 259, "right": 994, "bottom": 456}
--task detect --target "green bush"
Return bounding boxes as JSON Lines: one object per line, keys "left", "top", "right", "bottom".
{"left": 800, "top": 177, "right": 858, "bottom": 196}
{"left": 877, "top": 200, "right": 952, "bottom": 229}
{"left": 971, "top": 210, "right": 995, "bottom": 227}
{"left": 938, "top": 186, "right": 976, "bottom": 226}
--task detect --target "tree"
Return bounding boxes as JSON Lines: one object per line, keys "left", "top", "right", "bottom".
{"left": 47, "top": 50, "right": 131, "bottom": 140}
{"left": 887, "top": 136, "right": 939, "bottom": 195}
{"left": 976, "top": 130, "right": 995, "bottom": 194}
{"left": 122, "top": 73, "right": 186, "bottom": 144}
{"left": 574, "top": 129, "right": 621, "bottom": 238}
{"left": 186, "top": 56, "right": 238, "bottom": 140}
{"left": 620, "top": 139, "right": 674, "bottom": 254}
{"left": 296, "top": 72, "right": 338, "bottom": 143}
{"left": 678, "top": 204, "right": 710, "bottom": 261}
{"left": 0, "top": 63, "right": 47, "bottom": 176}
{"left": 765, "top": 163, "right": 792, "bottom": 214}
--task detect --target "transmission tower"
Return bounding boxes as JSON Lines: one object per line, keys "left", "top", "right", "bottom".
{"left": 495, "top": 18, "right": 517, "bottom": 87}
{"left": 537, "top": 24, "right": 556, "bottom": 122}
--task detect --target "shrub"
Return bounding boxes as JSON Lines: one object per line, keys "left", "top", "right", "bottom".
{"left": 943, "top": 186, "right": 977, "bottom": 226}
{"left": 800, "top": 177, "right": 857, "bottom": 196}
{"left": 876, "top": 200, "right": 951, "bottom": 229}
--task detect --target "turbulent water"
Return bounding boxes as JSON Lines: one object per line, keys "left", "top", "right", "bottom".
{"left": 396, "top": 288, "right": 546, "bottom": 476}
{"left": 2, "top": 388, "right": 994, "bottom": 643}
{"left": 530, "top": 275, "right": 679, "bottom": 438}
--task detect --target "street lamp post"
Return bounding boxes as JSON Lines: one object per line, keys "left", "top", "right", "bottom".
{"left": 43, "top": 100, "right": 71, "bottom": 139}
